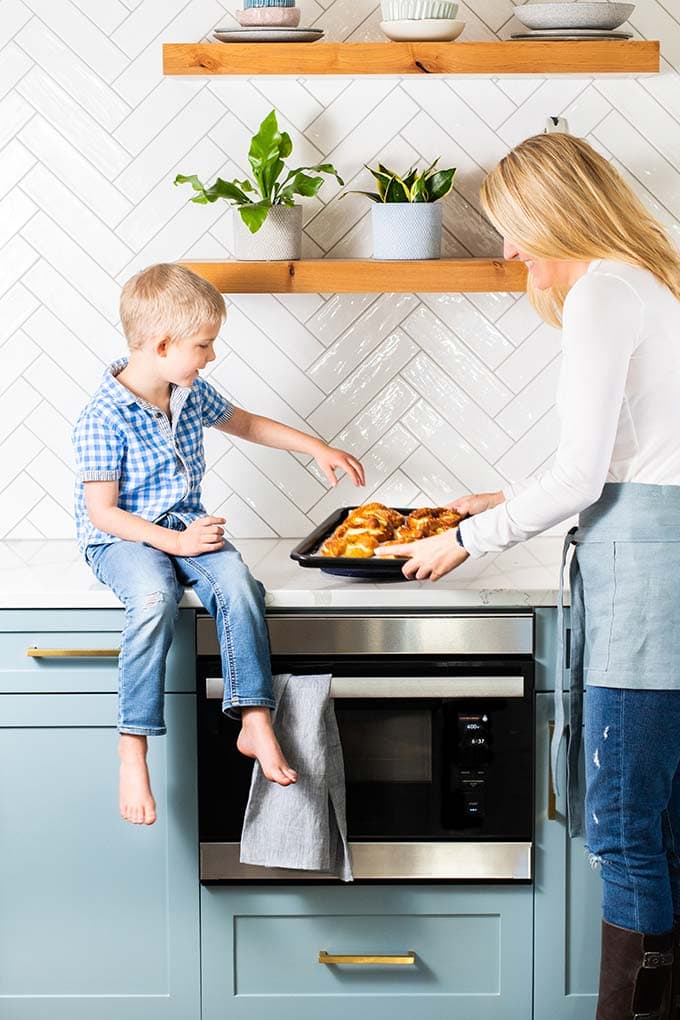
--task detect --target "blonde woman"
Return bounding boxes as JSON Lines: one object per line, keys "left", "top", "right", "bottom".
{"left": 378, "top": 133, "right": 680, "bottom": 1020}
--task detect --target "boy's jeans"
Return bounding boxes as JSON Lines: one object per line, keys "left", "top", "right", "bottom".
{"left": 585, "top": 685, "right": 680, "bottom": 934}
{"left": 86, "top": 538, "right": 275, "bottom": 735}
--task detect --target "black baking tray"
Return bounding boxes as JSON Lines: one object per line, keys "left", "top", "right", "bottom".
{"left": 290, "top": 506, "right": 415, "bottom": 580}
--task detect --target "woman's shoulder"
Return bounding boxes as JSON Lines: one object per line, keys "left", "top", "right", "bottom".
{"left": 565, "top": 259, "right": 650, "bottom": 318}
{"left": 585, "top": 259, "right": 665, "bottom": 300}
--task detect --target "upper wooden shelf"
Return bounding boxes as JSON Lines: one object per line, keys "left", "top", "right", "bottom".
{"left": 163, "top": 41, "right": 659, "bottom": 77}
{"left": 180, "top": 258, "right": 527, "bottom": 294}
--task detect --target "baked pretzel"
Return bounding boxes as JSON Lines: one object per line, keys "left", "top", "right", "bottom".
{"left": 394, "top": 507, "right": 463, "bottom": 542}
{"left": 320, "top": 503, "right": 463, "bottom": 559}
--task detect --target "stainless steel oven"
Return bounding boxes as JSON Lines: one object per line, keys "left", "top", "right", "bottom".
{"left": 197, "top": 610, "right": 534, "bottom": 882}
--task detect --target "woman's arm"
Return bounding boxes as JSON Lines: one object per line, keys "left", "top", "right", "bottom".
{"left": 460, "top": 272, "right": 644, "bottom": 557}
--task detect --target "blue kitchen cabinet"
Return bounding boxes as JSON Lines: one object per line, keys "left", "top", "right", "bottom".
{"left": 0, "top": 608, "right": 194, "bottom": 694}
{"left": 0, "top": 610, "right": 200, "bottom": 1020}
{"left": 534, "top": 691, "right": 601, "bottom": 1019}
{"left": 535, "top": 607, "right": 561, "bottom": 692}
{"left": 201, "top": 884, "right": 533, "bottom": 1020}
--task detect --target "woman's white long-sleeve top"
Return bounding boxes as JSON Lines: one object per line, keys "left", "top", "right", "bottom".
{"left": 459, "top": 258, "right": 680, "bottom": 558}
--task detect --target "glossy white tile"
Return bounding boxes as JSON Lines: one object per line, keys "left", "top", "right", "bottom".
{"left": 19, "top": 116, "right": 132, "bottom": 226}
{"left": 0, "top": 378, "right": 41, "bottom": 444}
{"left": 309, "top": 330, "right": 418, "bottom": 440}
{"left": 16, "top": 25, "right": 131, "bottom": 130}
{"left": 403, "top": 353, "right": 513, "bottom": 463}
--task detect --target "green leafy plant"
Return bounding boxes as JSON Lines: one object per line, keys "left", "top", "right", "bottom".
{"left": 344, "top": 159, "right": 456, "bottom": 204}
{"left": 175, "top": 110, "right": 344, "bottom": 234}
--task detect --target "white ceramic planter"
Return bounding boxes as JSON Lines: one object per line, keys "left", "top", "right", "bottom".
{"left": 233, "top": 205, "right": 302, "bottom": 261}
{"left": 371, "top": 203, "right": 443, "bottom": 260}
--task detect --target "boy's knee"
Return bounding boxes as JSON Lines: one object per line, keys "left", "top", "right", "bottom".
{"left": 228, "top": 562, "right": 264, "bottom": 602}
{"left": 127, "top": 588, "right": 178, "bottom": 622}
{"left": 141, "top": 589, "right": 172, "bottom": 609}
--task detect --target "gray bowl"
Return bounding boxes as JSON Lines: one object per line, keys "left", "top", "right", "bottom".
{"left": 514, "top": 2, "right": 635, "bottom": 31}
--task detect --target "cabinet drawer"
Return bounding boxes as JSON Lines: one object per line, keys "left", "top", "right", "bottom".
{"left": 202, "top": 886, "right": 532, "bottom": 1020}
{"left": 0, "top": 610, "right": 195, "bottom": 693}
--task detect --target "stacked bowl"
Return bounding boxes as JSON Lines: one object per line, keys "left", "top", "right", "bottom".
{"left": 236, "top": 0, "right": 301, "bottom": 27}
{"left": 511, "top": 2, "right": 635, "bottom": 41}
{"left": 214, "top": 0, "right": 325, "bottom": 42}
{"left": 380, "top": 0, "right": 465, "bottom": 41}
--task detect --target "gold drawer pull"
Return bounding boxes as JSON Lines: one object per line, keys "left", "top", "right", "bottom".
{"left": 26, "top": 648, "right": 120, "bottom": 659}
{"left": 318, "top": 951, "right": 416, "bottom": 966}
{"left": 548, "top": 721, "right": 557, "bottom": 821}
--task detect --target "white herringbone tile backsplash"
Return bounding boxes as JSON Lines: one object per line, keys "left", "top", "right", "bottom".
{"left": 1, "top": 0, "right": 679, "bottom": 540}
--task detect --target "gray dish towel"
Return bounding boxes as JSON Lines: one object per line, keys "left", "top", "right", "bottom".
{"left": 239, "top": 674, "right": 353, "bottom": 882}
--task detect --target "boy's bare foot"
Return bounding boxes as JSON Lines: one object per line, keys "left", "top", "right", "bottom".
{"left": 118, "top": 734, "right": 157, "bottom": 825}
{"left": 237, "top": 707, "right": 297, "bottom": 786}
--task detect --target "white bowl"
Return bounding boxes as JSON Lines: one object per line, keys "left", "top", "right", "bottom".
{"left": 513, "top": 3, "right": 635, "bottom": 31}
{"left": 380, "top": 18, "right": 465, "bottom": 40}
{"left": 380, "top": 0, "right": 458, "bottom": 20}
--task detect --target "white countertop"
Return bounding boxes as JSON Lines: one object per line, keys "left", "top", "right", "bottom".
{"left": 0, "top": 538, "right": 567, "bottom": 610}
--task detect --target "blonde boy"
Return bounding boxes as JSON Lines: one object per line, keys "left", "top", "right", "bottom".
{"left": 73, "top": 264, "right": 364, "bottom": 825}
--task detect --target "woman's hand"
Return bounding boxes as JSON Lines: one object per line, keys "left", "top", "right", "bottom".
{"left": 314, "top": 444, "right": 365, "bottom": 488}
{"left": 447, "top": 491, "right": 505, "bottom": 516}
{"left": 376, "top": 530, "right": 469, "bottom": 581}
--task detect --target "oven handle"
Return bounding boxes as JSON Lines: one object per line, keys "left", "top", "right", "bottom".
{"left": 205, "top": 675, "right": 524, "bottom": 700}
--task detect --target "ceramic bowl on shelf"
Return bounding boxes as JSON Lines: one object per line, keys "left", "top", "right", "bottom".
{"left": 511, "top": 28, "right": 632, "bottom": 38}
{"left": 213, "top": 27, "right": 323, "bottom": 42}
{"left": 236, "top": 6, "right": 301, "bottom": 25}
{"left": 380, "top": 18, "right": 465, "bottom": 40}
{"left": 380, "top": 0, "right": 459, "bottom": 20}
{"left": 513, "top": 3, "right": 635, "bottom": 31}
{"left": 244, "top": 0, "right": 296, "bottom": 7}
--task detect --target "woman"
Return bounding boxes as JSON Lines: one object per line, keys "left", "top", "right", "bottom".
{"left": 378, "top": 132, "right": 680, "bottom": 1020}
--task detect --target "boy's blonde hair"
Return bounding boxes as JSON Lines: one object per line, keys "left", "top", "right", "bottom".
{"left": 120, "top": 263, "right": 226, "bottom": 349}
{"left": 480, "top": 133, "right": 680, "bottom": 327}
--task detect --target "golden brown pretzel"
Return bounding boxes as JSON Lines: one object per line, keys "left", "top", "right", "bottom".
{"left": 395, "top": 507, "right": 463, "bottom": 541}
{"left": 319, "top": 503, "right": 463, "bottom": 559}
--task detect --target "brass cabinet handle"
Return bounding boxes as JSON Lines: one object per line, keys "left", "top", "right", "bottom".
{"left": 319, "top": 951, "right": 416, "bottom": 966}
{"left": 26, "top": 648, "right": 120, "bottom": 658}
{"left": 548, "top": 721, "right": 557, "bottom": 821}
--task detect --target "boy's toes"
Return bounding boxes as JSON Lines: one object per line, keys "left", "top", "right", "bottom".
{"left": 262, "top": 764, "right": 297, "bottom": 786}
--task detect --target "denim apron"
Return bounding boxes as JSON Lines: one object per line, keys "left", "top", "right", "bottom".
{"left": 552, "top": 482, "right": 680, "bottom": 836}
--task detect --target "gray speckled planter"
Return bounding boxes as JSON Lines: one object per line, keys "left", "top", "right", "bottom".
{"left": 372, "top": 203, "right": 443, "bottom": 260}
{"left": 233, "top": 205, "right": 302, "bottom": 261}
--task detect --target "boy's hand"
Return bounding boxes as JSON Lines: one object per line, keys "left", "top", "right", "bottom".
{"left": 314, "top": 444, "right": 365, "bottom": 488}
{"left": 175, "top": 516, "right": 226, "bottom": 557}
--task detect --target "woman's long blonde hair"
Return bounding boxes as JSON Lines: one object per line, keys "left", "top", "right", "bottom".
{"left": 480, "top": 133, "right": 680, "bottom": 327}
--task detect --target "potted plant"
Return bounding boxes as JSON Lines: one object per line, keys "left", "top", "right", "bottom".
{"left": 345, "top": 160, "right": 456, "bottom": 260}
{"left": 175, "top": 110, "right": 344, "bottom": 261}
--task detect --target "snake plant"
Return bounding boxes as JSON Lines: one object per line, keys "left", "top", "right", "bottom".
{"left": 345, "top": 159, "right": 456, "bottom": 203}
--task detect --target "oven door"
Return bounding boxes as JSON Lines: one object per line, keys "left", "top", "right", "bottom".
{"left": 197, "top": 658, "right": 533, "bottom": 883}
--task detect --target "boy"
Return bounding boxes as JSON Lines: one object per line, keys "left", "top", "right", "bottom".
{"left": 73, "top": 263, "right": 365, "bottom": 826}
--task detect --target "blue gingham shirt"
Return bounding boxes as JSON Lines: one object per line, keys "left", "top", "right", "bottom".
{"left": 73, "top": 358, "right": 234, "bottom": 554}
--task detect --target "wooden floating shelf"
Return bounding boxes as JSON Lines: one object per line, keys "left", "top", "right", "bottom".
{"left": 181, "top": 259, "right": 528, "bottom": 294}
{"left": 164, "top": 41, "right": 659, "bottom": 77}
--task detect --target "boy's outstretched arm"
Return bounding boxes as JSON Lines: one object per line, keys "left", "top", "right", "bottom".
{"left": 84, "top": 480, "right": 226, "bottom": 556}
{"left": 217, "top": 407, "right": 365, "bottom": 489}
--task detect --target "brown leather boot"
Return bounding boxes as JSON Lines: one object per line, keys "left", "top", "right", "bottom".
{"left": 669, "top": 917, "right": 680, "bottom": 1019}
{"left": 596, "top": 921, "right": 673, "bottom": 1020}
